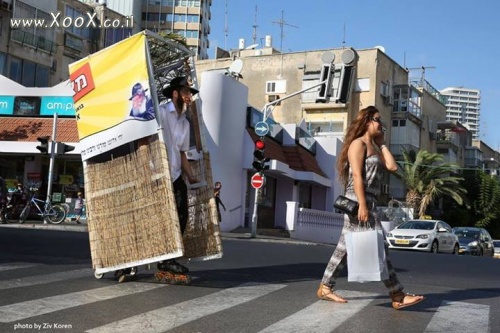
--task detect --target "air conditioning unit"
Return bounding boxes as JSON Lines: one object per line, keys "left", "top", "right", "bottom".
{"left": 267, "top": 94, "right": 281, "bottom": 105}
{"left": 265, "top": 80, "right": 286, "bottom": 94}
{"left": 383, "top": 95, "right": 394, "bottom": 106}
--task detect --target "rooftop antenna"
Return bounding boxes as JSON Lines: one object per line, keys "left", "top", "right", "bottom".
{"left": 224, "top": 0, "right": 228, "bottom": 49}
{"left": 342, "top": 23, "right": 346, "bottom": 49}
{"left": 272, "top": 10, "right": 299, "bottom": 51}
{"left": 252, "top": 5, "right": 258, "bottom": 45}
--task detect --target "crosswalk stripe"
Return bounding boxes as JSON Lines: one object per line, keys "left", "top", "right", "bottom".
{"left": 424, "top": 301, "right": 490, "bottom": 333}
{"left": 257, "top": 290, "right": 378, "bottom": 333}
{"left": 0, "top": 282, "right": 165, "bottom": 323}
{"left": 86, "top": 282, "right": 287, "bottom": 333}
{"left": 0, "top": 262, "right": 40, "bottom": 272}
{"left": 0, "top": 268, "right": 93, "bottom": 291}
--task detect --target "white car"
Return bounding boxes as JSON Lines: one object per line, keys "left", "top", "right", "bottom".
{"left": 386, "top": 220, "right": 459, "bottom": 254}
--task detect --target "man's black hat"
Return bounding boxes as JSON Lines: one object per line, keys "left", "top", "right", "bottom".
{"left": 162, "top": 76, "right": 199, "bottom": 98}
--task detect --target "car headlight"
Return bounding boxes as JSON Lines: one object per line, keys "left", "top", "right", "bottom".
{"left": 468, "top": 241, "right": 478, "bottom": 247}
{"left": 416, "top": 234, "right": 429, "bottom": 239}
{"left": 387, "top": 233, "right": 393, "bottom": 237}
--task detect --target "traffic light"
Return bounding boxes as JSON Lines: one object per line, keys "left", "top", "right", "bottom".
{"left": 36, "top": 136, "right": 50, "bottom": 154}
{"left": 252, "top": 138, "right": 270, "bottom": 173}
{"left": 56, "top": 142, "right": 75, "bottom": 155}
{"left": 316, "top": 63, "right": 334, "bottom": 103}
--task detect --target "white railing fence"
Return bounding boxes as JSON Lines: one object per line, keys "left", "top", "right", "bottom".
{"left": 286, "top": 201, "right": 344, "bottom": 245}
{"left": 286, "top": 201, "right": 414, "bottom": 245}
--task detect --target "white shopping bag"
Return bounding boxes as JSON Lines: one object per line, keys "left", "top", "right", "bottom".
{"left": 345, "top": 228, "right": 389, "bottom": 282}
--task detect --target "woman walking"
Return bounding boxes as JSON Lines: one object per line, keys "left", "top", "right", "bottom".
{"left": 317, "top": 105, "right": 424, "bottom": 310}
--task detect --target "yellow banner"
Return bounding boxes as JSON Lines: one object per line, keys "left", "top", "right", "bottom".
{"left": 68, "top": 32, "right": 157, "bottom": 160}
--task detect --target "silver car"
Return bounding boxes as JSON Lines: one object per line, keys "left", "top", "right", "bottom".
{"left": 386, "top": 220, "right": 460, "bottom": 254}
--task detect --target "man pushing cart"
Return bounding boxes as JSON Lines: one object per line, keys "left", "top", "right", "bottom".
{"left": 68, "top": 31, "right": 222, "bottom": 284}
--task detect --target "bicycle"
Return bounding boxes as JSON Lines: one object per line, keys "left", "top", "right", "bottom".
{"left": 18, "top": 188, "right": 67, "bottom": 224}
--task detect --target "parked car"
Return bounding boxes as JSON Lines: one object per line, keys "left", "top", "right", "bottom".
{"left": 386, "top": 220, "right": 459, "bottom": 254}
{"left": 493, "top": 240, "right": 500, "bottom": 259}
{"left": 452, "top": 227, "right": 495, "bottom": 256}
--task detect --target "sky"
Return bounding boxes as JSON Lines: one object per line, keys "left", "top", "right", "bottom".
{"left": 207, "top": 0, "right": 500, "bottom": 151}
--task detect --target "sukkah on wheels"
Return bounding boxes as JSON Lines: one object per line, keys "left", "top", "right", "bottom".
{"left": 68, "top": 30, "right": 222, "bottom": 280}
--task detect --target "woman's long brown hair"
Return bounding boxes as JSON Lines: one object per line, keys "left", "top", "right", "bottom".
{"left": 336, "top": 105, "right": 380, "bottom": 188}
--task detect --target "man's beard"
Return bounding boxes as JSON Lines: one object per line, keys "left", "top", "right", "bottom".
{"left": 174, "top": 95, "right": 188, "bottom": 114}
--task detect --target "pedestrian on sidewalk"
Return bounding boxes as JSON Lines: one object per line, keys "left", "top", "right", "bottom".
{"left": 214, "top": 181, "right": 226, "bottom": 223}
{"left": 74, "top": 192, "right": 84, "bottom": 224}
{"left": 317, "top": 105, "right": 425, "bottom": 310}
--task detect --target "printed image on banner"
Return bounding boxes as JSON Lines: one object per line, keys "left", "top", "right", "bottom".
{"left": 68, "top": 32, "right": 157, "bottom": 161}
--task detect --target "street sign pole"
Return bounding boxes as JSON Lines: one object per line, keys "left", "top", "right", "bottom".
{"left": 251, "top": 186, "right": 259, "bottom": 238}
{"left": 45, "top": 113, "right": 58, "bottom": 223}
{"left": 250, "top": 172, "right": 265, "bottom": 238}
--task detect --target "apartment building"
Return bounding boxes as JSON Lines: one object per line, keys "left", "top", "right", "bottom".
{"left": 440, "top": 87, "right": 481, "bottom": 140}
{"left": 196, "top": 44, "right": 450, "bottom": 202}
{"left": 0, "top": 0, "right": 132, "bottom": 86}
{"left": 87, "top": 0, "right": 212, "bottom": 59}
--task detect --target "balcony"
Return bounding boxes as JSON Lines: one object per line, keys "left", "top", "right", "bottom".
{"left": 295, "top": 127, "right": 317, "bottom": 155}
{"left": 11, "top": 30, "right": 55, "bottom": 54}
{"left": 389, "top": 143, "right": 419, "bottom": 158}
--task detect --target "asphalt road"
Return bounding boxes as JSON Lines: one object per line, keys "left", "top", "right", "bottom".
{"left": 0, "top": 227, "right": 499, "bottom": 333}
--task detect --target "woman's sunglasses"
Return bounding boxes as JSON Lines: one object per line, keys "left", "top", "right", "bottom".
{"left": 372, "top": 117, "right": 382, "bottom": 124}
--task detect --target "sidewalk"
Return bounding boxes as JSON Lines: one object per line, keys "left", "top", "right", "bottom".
{"left": 0, "top": 220, "right": 321, "bottom": 245}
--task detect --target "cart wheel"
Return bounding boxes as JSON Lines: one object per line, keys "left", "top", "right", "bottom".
{"left": 94, "top": 271, "right": 104, "bottom": 279}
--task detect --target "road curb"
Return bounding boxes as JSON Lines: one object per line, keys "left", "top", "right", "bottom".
{"left": 0, "top": 223, "right": 333, "bottom": 246}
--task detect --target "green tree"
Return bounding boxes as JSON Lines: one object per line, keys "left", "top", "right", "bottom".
{"left": 473, "top": 171, "right": 500, "bottom": 228}
{"left": 394, "top": 150, "right": 468, "bottom": 218}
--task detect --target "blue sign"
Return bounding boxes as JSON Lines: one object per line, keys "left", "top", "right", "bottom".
{"left": 0, "top": 95, "right": 75, "bottom": 116}
{"left": 254, "top": 121, "right": 269, "bottom": 137}
{"left": 0, "top": 96, "right": 14, "bottom": 115}
{"left": 40, "top": 96, "right": 75, "bottom": 116}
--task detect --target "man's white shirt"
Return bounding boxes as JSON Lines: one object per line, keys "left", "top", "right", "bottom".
{"left": 159, "top": 101, "right": 190, "bottom": 181}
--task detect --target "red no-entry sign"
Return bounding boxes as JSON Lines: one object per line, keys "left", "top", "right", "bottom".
{"left": 251, "top": 173, "right": 265, "bottom": 189}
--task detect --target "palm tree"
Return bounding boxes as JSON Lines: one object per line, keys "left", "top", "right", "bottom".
{"left": 394, "top": 150, "right": 468, "bottom": 218}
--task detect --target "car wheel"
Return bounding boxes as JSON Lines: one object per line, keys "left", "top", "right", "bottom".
{"left": 430, "top": 241, "right": 439, "bottom": 253}
{"left": 452, "top": 243, "right": 460, "bottom": 255}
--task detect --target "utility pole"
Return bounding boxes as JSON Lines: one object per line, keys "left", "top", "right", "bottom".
{"left": 272, "top": 10, "right": 299, "bottom": 51}
{"left": 45, "top": 113, "right": 58, "bottom": 224}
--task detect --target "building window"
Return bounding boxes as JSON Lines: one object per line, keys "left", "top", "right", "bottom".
{"left": 12, "top": 1, "right": 55, "bottom": 50}
{"left": 35, "top": 65, "right": 50, "bottom": 87}
{"left": 65, "top": 6, "right": 92, "bottom": 40}
{"left": 7, "top": 55, "right": 49, "bottom": 87}
{"left": 21, "top": 60, "right": 36, "bottom": 87}
{"left": 105, "top": 28, "right": 132, "bottom": 47}
{"left": 8, "top": 56, "right": 22, "bottom": 83}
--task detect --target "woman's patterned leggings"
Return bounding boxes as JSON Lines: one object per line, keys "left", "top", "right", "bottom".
{"left": 321, "top": 209, "right": 404, "bottom": 298}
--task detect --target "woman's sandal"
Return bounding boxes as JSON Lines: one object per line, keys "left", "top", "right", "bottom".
{"left": 391, "top": 293, "right": 425, "bottom": 310}
{"left": 317, "top": 284, "right": 348, "bottom": 303}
